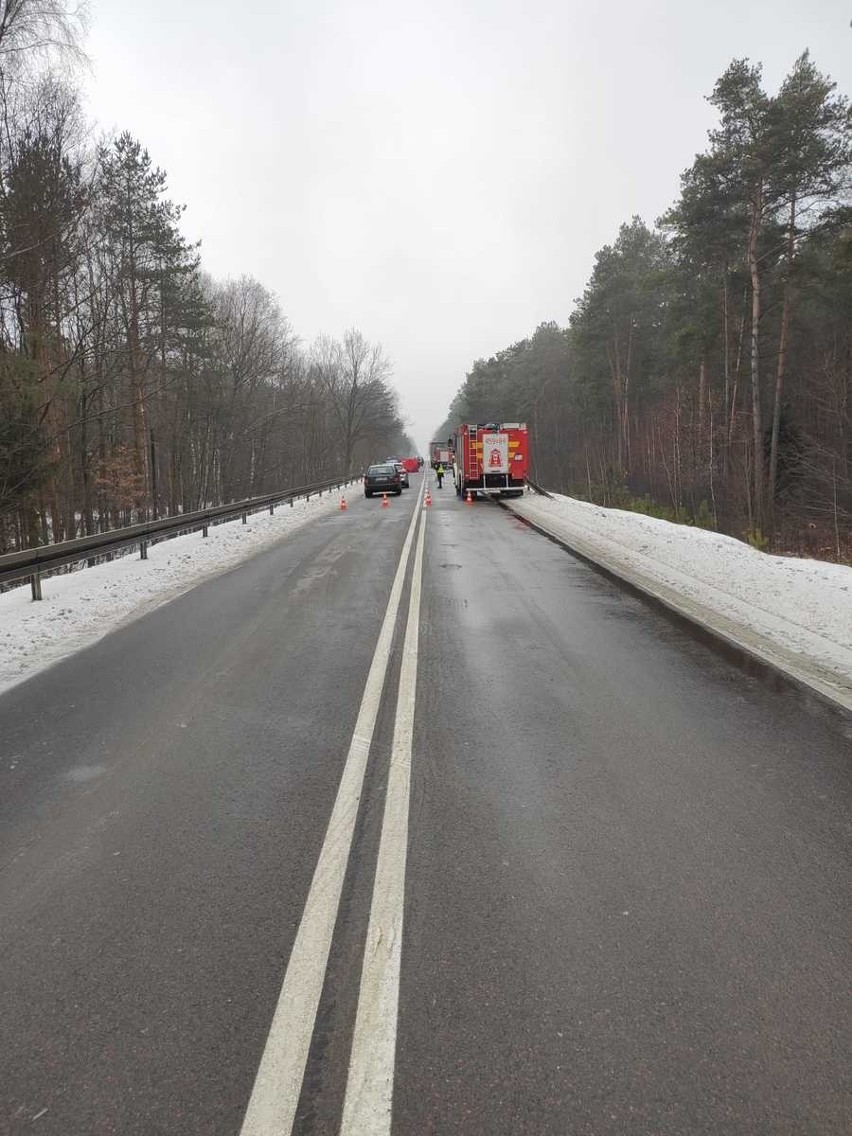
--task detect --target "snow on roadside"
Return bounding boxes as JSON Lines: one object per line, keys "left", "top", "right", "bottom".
{"left": 0, "top": 492, "right": 344, "bottom": 695}
{"left": 2, "top": 485, "right": 850, "bottom": 708}
{"left": 509, "top": 493, "right": 852, "bottom": 703}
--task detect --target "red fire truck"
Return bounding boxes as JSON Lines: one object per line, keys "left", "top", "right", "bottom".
{"left": 452, "top": 422, "right": 529, "bottom": 499}
{"left": 429, "top": 440, "right": 454, "bottom": 470}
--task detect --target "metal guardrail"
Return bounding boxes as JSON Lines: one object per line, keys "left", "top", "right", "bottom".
{"left": 0, "top": 477, "right": 359, "bottom": 600}
{"left": 525, "top": 477, "right": 553, "bottom": 498}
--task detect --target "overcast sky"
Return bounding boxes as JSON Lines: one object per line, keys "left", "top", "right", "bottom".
{"left": 80, "top": 1, "right": 851, "bottom": 451}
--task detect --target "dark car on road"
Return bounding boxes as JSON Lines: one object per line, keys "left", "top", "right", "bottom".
{"left": 364, "top": 463, "right": 402, "bottom": 497}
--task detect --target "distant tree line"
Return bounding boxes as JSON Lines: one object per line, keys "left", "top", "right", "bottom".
{"left": 0, "top": 2, "right": 413, "bottom": 554}
{"left": 436, "top": 54, "right": 851, "bottom": 559}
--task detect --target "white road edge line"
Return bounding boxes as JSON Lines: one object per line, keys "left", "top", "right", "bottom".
{"left": 340, "top": 498, "right": 427, "bottom": 1134}
{"left": 239, "top": 482, "right": 424, "bottom": 1136}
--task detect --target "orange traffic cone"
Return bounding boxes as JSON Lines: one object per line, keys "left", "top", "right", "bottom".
{"left": 381, "top": 493, "right": 390, "bottom": 508}
{"left": 339, "top": 495, "right": 348, "bottom": 511}
{"left": 465, "top": 489, "right": 474, "bottom": 504}
{"left": 424, "top": 490, "right": 432, "bottom": 508}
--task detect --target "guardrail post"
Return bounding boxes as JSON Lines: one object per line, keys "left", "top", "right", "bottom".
{"left": 242, "top": 512, "right": 247, "bottom": 524}
{"left": 269, "top": 503, "right": 274, "bottom": 515}
{"left": 140, "top": 540, "right": 148, "bottom": 560}
{"left": 202, "top": 522, "right": 209, "bottom": 538}
{"left": 290, "top": 498, "right": 294, "bottom": 507}
{"left": 30, "top": 569, "right": 43, "bottom": 600}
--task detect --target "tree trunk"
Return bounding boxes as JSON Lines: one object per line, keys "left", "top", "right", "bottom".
{"left": 623, "top": 322, "right": 633, "bottom": 469}
{"left": 768, "top": 192, "right": 796, "bottom": 524}
{"left": 747, "top": 187, "right": 764, "bottom": 529}
{"left": 698, "top": 358, "right": 706, "bottom": 435}
{"left": 729, "top": 290, "right": 747, "bottom": 450}
{"left": 606, "top": 341, "right": 623, "bottom": 471}
{"left": 127, "top": 233, "right": 149, "bottom": 520}
{"left": 722, "top": 275, "right": 730, "bottom": 475}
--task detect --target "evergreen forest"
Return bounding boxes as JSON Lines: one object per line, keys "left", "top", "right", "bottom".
{"left": 434, "top": 54, "right": 851, "bottom": 559}
{"left": 2, "top": 8, "right": 849, "bottom": 563}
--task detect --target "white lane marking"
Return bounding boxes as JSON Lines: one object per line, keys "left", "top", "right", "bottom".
{"left": 340, "top": 502, "right": 426, "bottom": 1134}
{"left": 239, "top": 483, "right": 424, "bottom": 1136}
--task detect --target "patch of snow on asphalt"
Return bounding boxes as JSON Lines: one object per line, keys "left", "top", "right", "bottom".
{"left": 0, "top": 493, "right": 343, "bottom": 694}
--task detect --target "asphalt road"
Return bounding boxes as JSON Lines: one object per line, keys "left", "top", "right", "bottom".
{"left": 1, "top": 473, "right": 849, "bottom": 1135}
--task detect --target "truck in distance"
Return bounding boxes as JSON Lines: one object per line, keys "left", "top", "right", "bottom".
{"left": 429, "top": 441, "right": 454, "bottom": 470}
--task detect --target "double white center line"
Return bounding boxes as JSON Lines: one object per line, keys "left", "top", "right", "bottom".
{"left": 340, "top": 495, "right": 425, "bottom": 1132}
{"left": 240, "top": 485, "right": 427, "bottom": 1135}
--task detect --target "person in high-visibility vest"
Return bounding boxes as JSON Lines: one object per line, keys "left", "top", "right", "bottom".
{"left": 436, "top": 463, "right": 445, "bottom": 488}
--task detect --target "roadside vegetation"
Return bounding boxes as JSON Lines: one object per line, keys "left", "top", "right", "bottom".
{"left": 435, "top": 54, "right": 851, "bottom": 561}
{"left": 0, "top": 2, "right": 413, "bottom": 554}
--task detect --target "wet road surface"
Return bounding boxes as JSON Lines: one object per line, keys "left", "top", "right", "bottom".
{"left": 1, "top": 474, "right": 849, "bottom": 1134}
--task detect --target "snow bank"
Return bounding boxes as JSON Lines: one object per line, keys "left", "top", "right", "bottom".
{"left": 508, "top": 493, "right": 852, "bottom": 711}
{"left": 2, "top": 486, "right": 849, "bottom": 710}
{"left": 0, "top": 493, "right": 343, "bottom": 695}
